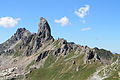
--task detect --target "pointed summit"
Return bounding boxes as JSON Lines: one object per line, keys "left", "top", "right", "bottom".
{"left": 15, "top": 28, "right": 31, "bottom": 40}
{"left": 38, "top": 17, "right": 53, "bottom": 40}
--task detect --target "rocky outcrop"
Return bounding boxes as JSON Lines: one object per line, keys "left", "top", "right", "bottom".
{"left": 38, "top": 17, "right": 53, "bottom": 42}
{"left": 0, "top": 28, "right": 31, "bottom": 55}
{"left": 22, "top": 17, "right": 54, "bottom": 56}
{"left": 2, "top": 17, "right": 55, "bottom": 56}
{"left": 8, "top": 28, "right": 31, "bottom": 45}
{"left": 36, "top": 50, "right": 52, "bottom": 62}
{"left": 84, "top": 47, "right": 113, "bottom": 64}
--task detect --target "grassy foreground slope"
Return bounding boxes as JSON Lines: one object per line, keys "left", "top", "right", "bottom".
{"left": 26, "top": 53, "right": 101, "bottom": 80}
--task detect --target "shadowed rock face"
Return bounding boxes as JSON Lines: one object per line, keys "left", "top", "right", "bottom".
{"left": 88, "top": 51, "right": 94, "bottom": 60}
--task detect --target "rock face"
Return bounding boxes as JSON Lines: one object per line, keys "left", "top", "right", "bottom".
{"left": 38, "top": 17, "right": 53, "bottom": 41}
{"left": 36, "top": 50, "right": 50, "bottom": 62}
{"left": 8, "top": 28, "right": 31, "bottom": 45}
{"left": 21, "top": 17, "right": 54, "bottom": 56}
{"left": 15, "top": 28, "right": 31, "bottom": 40}
{"left": 0, "top": 28, "right": 31, "bottom": 55}
{"left": 4, "top": 17, "right": 54, "bottom": 56}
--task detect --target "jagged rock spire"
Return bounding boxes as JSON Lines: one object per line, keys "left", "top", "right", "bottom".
{"left": 38, "top": 17, "right": 52, "bottom": 40}
{"left": 14, "top": 28, "right": 31, "bottom": 40}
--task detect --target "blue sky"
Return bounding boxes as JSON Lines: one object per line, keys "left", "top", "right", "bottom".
{"left": 0, "top": 0, "right": 120, "bottom": 53}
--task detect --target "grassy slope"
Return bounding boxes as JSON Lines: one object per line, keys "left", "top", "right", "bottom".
{"left": 104, "top": 67, "right": 120, "bottom": 80}
{"left": 105, "top": 71, "right": 120, "bottom": 80}
{"left": 104, "top": 55, "right": 120, "bottom": 80}
{"left": 98, "top": 54, "right": 120, "bottom": 80}
{"left": 26, "top": 52, "right": 101, "bottom": 80}
{"left": 10, "top": 40, "right": 120, "bottom": 80}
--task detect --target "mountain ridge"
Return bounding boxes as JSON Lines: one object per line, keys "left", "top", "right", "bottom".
{"left": 0, "top": 17, "right": 119, "bottom": 80}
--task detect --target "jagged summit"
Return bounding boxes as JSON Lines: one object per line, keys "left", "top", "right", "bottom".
{"left": 16, "top": 17, "right": 54, "bottom": 56}
{"left": 15, "top": 28, "right": 31, "bottom": 40}
{"left": 0, "top": 28, "right": 31, "bottom": 53}
{"left": 38, "top": 17, "right": 53, "bottom": 41}
{"left": 16, "top": 28, "right": 26, "bottom": 33}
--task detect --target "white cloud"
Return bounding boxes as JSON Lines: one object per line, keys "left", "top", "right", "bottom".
{"left": 80, "top": 27, "right": 91, "bottom": 31}
{"left": 0, "top": 17, "right": 21, "bottom": 28}
{"left": 54, "top": 16, "right": 70, "bottom": 26}
{"left": 75, "top": 5, "right": 90, "bottom": 18}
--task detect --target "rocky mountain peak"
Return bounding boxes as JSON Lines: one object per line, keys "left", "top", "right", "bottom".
{"left": 14, "top": 28, "right": 31, "bottom": 40}
{"left": 16, "top": 28, "right": 26, "bottom": 33}
{"left": 38, "top": 17, "right": 53, "bottom": 40}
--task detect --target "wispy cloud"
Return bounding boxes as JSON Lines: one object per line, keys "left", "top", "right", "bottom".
{"left": 54, "top": 16, "right": 70, "bottom": 26}
{"left": 75, "top": 5, "right": 90, "bottom": 18}
{"left": 0, "top": 17, "right": 21, "bottom": 28}
{"left": 80, "top": 27, "right": 91, "bottom": 31}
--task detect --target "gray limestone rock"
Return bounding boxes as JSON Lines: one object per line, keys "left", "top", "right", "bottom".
{"left": 38, "top": 17, "right": 53, "bottom": 42}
